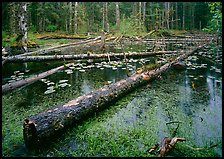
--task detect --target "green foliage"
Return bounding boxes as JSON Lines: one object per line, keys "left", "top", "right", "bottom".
{"left": 203, "top": 2, "right": 222, "bottom": 33}
{"left": 118, "top": 15, "right": 147, "bottom": 36}
{"left": 46, "top": 24, "right": 58, "bottom": 32}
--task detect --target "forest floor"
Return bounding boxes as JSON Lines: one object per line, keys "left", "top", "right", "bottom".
{"left": 2, "top": 29, "right": 189, "bottom": 48}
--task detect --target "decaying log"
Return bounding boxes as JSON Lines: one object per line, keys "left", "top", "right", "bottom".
{"left": 3, "top": 51, "right": 178, "bottom": 63}
{"left": 2, "top": 63, "right": 72, "bottom": 94}
{"left": 23, "top": 44, "right": 206, "bottom": 149}
{"left": 16, "top": 36, "right": 102, "bottom": 57}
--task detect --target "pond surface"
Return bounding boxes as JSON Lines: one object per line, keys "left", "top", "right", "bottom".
{"left": 2, "top": 42, "right": 222, "bottom": 157}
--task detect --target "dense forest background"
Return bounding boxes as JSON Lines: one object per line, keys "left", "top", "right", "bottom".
{"left": 2, "top": 2, "right": 222, "bottom": 37}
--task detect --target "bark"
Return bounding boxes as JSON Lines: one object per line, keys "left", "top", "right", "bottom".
{"left": 105, "top": 2, "right": 109, "bottom": 32}
{"left": 175, "top": 2, "right": 178, "bottom": 29}
{"left": 9, "top": 2, "right": 16, "bottom": 35}
{"left": 23, "top": 44, "right": 206, "bottom": 149}
{"left": 142, "top": 2, "right": 146, "bottom": 24}
{"left": 18, "top": 2, "right": 28, "bottom": 52}
{"left": 102, "top": 2, "right": 105, "bottom": 31}
{"left": 74, "top": 2, "right": 78, "bottom": 34}
{"left": 69, "top": 2, "right": 73, "bottom": 33}
{"left": 3, "top": 51, "right": 178, "bottom": 63}
{"left": 139, "top": 2, "right": 142, "bottom": 21}
{"left": 182, "top": 2, "right": 185, "bottom": 30}
{"left": 116, "top": 2, "right": 120, "bottom": 30}
{"left": 16, "top": 36, "right": 102, "bottom": 57}
{"left": 2, "top": 63, "right": 73, "bottom": 94}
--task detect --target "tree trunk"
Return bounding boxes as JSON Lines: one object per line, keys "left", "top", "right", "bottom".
{"left": 105, "top": 2, "right": 109, "bottom": 32}
{"left": 3, "top": 51, "right": 178, "bottom": 63}
{"left": 149, "top": 2, "right": 153, "bottom": 30}
{"left": 102, "top": 2, "right": 105, "bottom": 31}
{"left": 74, "top": 2, "right": 78, "bottom": 34}
{"left": 142, "top": 2, "right": 146, "bottom": 25}
{"left": 15, "top": 36, "right": 102, "bottom": 57}
{"left": 139, "top": 2, "right": 142, "bottom": 22}
{"left": 167, "top": 2, "right": 170, "bottom": 29}
{"left": 2, "top": 64, "right": 72, "bottom": 94}
{"left": 23, "top": 44, "right": 206, "bottom": 150}
{"left": 69, "top": 2, "right": 73, "bottom": 33}
{"left": 182, "top": 2, "right": 185, "bottom": 30}
{"left": 18, "top": 2, "right": 28, "bottom": 52}
{"left": 116, "top": 2, "right": 120, "bottom": 30}
{"left": 9, "top": 2, "right": 16, "bottom": 35}
{"left": 175, "top": 2, "right": 178, "bottom": 29}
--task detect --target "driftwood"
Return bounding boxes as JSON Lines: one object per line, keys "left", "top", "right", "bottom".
{"left": 23, "top": 44, "right": 206, "bottom": 149}
{"left": 2, "top": 63, "right": 73, "bottom": 94}
{"left": 2, "top": 51, "right": 178, "bottom": 63}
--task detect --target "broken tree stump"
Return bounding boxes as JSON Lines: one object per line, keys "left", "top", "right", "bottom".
{"left": 23, "top": 45, "right": 206, "bottom": 149}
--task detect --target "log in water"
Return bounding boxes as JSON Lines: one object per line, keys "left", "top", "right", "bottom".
{"left": 23, "top": 45, "right": 206, "bottom": 149}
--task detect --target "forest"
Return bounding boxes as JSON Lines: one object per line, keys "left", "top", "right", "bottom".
{"left": 2, "top": 2, "right": 222, "bottom": 157}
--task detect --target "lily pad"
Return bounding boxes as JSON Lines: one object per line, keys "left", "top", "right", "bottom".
{"left": 47, "top": 82, "right": 55, "bottom": 85}
{"left": 79, "top": 69, "right": 86, "bottom": 72}
{"left": 59, "top": 80, "right": 68, "bottom": 84}
{"left": 44, "top": 89, "right": 55, "bottom": 94}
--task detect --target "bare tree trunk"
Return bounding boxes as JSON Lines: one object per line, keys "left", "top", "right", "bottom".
{"left": 9, "top": 2, "right": 16, "bottom": 35}
{"left": 18, "top": 2, "right": 28, "bottom": 52}
{"left": 143, "top": 2, "right": 146, "bottom": 24}
{"left": 149, "top": 2, "right": 153, "bottom": 30}
{"left": 171, "top": 3, "right": 174, "bottom": 29}
{"left": 116, "top": 2, "right": 120, "bottom": 30}
{"left": 182, "top": 2, "right": 185, "bottom": 30}
{"left": 69, "top": 2, "right": 73, "bottom": 33}
{"left": 167, "top": 2, "right": 170, "bottom": 29}
{"left": 139, "top": 2, "right": 142, "bottom": 21}
{"left": 191, "top": 3, "right": 195, "bottom": 30}
{"left": 175, "top": 2, "right": 178, "bottom": 29}
{"left": 102, "top": 2, "right": 105, "bottom": 31}
{"left": 74, "top": 2, "right": 78, "bottom": 34}
{"left": 105, "top": 2, "right": 109, "bottom": 32}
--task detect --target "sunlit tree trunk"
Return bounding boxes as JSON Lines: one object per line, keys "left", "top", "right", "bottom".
{"left": 18, "top": 2, "right": 28, "bottom": 52}
{"left": 171, "top": 3, "right": 174, "bottom": 29}
{"left": 74, "top": 2, "right": 78, "bottom": 34}
{"left": 116, "top": 2, "right": 120, "bottom": 30}
{"left": 105, "top": 2, "right": 109, "bottom": 32}
{"left": 139, "top": 2, "right": 142, "bottom": 21}
{"left": 69, "top": 2, "right": 73, "bottom": 33}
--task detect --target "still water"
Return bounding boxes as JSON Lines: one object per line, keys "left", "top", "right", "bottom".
{"left": 2, "top": 49, "right": 222, "bottom": 156}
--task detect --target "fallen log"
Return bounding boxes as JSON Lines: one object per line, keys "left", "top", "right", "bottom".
{"left": 3, "top": 51, "right": 178, "bottom": 63}
{"left": 23, "top": 45, "right": 206, "bottom": 149}
{"left": 2, "top": 63, "right": 72, "bottom": 94}
{"left": 15, "top": 36, "right": 102, "bottom": 57}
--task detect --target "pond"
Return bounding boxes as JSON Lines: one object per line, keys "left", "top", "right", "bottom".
{"left": 2, "top": 42, "right": 222, "bottom": 157}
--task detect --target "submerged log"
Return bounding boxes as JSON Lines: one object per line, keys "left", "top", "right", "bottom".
{"left": 2, "top": 63, "right": 72, "bottom": 94}
{"left": 23, "top": 45, "right": 206, "bottom": 149}
{"left": 3, "top": 51, "right": 178, "bottom": 63}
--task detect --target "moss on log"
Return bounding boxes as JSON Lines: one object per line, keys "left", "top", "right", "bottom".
{"left": 23, "top": 45, "right": 206, "bottom": 150}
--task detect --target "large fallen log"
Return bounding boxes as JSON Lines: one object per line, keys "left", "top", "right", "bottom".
{"left": 3, "top": 51, "right": 178, "bottom": 63}
{"left": 16, "top": 36, "right": 102, "bottom": 57}
{"left": 2, "top": 63, "right": 72, "bottom": 94}
{"left": 23, "top": 45, "right": 206, "bottom": 149}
